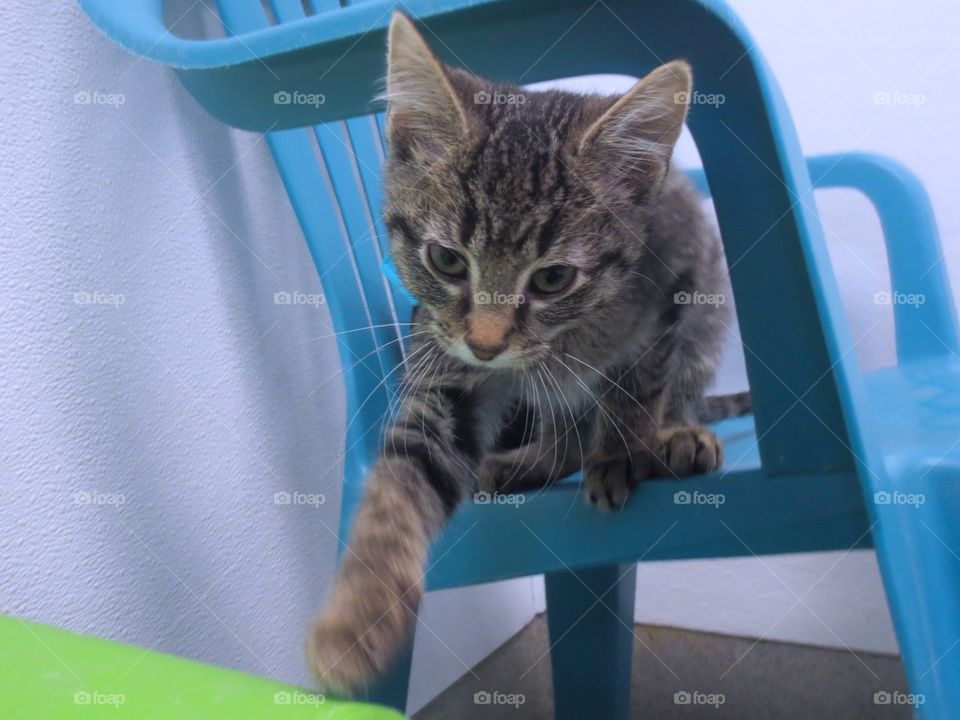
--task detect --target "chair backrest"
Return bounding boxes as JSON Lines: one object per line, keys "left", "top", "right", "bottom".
{"left": 79, "top": 0, "right": 872, "bottom": 542}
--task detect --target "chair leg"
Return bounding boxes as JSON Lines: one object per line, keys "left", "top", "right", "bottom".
{"left": 546, "top": 563, "right": 637, "bottom": 720}
{"left": 870, "top": 465, "right": 960, "bottom": 720}
{"left": 358, "top": 632, "right": 414, "bottom": 712}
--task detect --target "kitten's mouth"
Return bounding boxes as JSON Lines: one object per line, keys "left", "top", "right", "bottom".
{"left": 425, "top": 321, "right": 514, "bottom": 369}
{"left": 448, "top": 341, "right": 521, "bottom": 370}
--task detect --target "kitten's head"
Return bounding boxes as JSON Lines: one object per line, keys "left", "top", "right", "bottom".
{"left": 383, "top": 12, "right": 691, "bottom": 369}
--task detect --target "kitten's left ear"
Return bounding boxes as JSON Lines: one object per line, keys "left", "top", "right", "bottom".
{"left": 578, "top": 60, "right": 692, "bottom": 201}
{"left": 384, "top": 12, "right": 470, "bottom": 163}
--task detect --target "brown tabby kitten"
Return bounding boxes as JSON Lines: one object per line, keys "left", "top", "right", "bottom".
{"left": 307, "top": 12, "right": 747, "bottom": 696}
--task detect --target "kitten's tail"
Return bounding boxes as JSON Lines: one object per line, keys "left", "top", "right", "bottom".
{"left": 306, "top": 458, "right": 448, "bottom": 697}
{"left": 699, "top": 391, "right": 752, "bottom": 424}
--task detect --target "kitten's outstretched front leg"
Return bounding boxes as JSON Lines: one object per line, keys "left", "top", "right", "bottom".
{"left": 307, "top": 351, "right": 494, "bottom": 696}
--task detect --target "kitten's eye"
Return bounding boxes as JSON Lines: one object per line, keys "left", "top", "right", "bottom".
{"left": 427, "top": 244, "right": 468, "bottom": 279}
{"left": 530, "top": 265, "right": 576, "bottom": 295}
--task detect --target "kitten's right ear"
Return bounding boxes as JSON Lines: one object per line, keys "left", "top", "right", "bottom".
{"left": 577, "top": 60, "right": 692, "bottom": 202}
{"left": 385, "top": 12, "right": 469, "bottom": 162}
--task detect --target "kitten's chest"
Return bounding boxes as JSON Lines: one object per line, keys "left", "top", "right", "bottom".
{"left": 507, "top": 366, "right": 597, "bottom": 418}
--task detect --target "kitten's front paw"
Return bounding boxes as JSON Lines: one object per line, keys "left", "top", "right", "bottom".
{"left": 655, "top": 425, "right": 723, "bottom": 477}
{"left": 307, "top": 610, "right": 377, "bottom": 697}
{"left": 584, "top": 457, "right": 634, "bottom": 511}
{"left": 476, "top": 456, "right": 509, "bottom": 496}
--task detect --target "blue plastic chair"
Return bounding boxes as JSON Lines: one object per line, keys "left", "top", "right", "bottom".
{"left": 77, "top": 1, "right": 960, "bottom": 717}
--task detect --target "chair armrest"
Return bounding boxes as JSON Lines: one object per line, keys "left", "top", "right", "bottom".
{"left": 689, "top": 154, "right": 959, "bottom": 363}
{"left": 808, "top": 153, "right": 958, "bottom": 363}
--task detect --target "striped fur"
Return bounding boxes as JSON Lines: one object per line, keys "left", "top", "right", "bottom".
{"left": 307, "top": 11, "right": 745, "bottom": 696}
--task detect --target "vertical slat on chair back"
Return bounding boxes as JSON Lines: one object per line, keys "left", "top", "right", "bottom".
{"left": 214, "top": 0, "right": 411, "bottom": 539}
{"left": 268, "top": 0, "right": 406, "bottom": 371}
{"left": 215, "top": 0, "right": 407, "bottom": 372}
{"left": 345, "top": 114, "right": 419, "bottom": 337}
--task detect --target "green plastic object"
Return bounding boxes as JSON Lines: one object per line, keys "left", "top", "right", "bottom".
{"left": 0, "top": 614, "right": 405, "bottom": 719}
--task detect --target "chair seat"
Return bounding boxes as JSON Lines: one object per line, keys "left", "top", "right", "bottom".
{"left": 428, "top": 357, "right": 960, "bottom": 592}
{"left": 863, "top": 356, "right": 960, "bottom": 475}
{"left": 426, "top": 415, "right": 871, "bottom": 591}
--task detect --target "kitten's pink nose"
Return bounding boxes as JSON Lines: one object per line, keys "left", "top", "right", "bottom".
{"left": 465, "top": 310, "right": 511, "bottom": 361}
{"left": 466, "top": 339, "right": 507, "bottom": 361}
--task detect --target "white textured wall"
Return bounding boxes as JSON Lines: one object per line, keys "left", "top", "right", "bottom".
{"left": 0, "top": 1, "right": 537, "bottom": 714}
{"left": 1, "top": 0, "right": 957, "bottom": 714}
